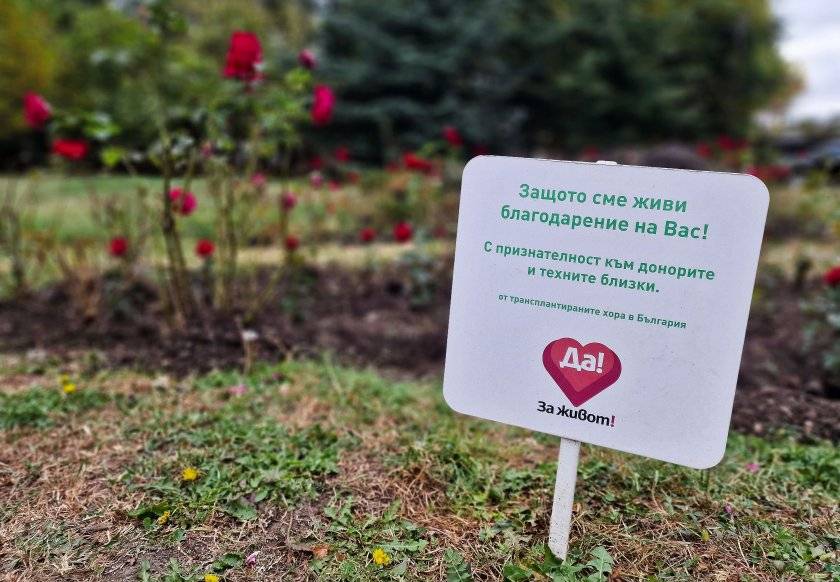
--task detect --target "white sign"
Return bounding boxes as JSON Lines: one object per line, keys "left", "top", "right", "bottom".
{"left": 443, "top": 156, "right": 768, "bottom": 469}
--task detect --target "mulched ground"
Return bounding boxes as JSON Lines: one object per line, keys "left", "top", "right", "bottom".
{"left": 0, "top": 263, "right": 837, "bottom": 441}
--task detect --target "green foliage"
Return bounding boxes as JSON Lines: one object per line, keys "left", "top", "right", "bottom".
{"left": 137, "top": 552, "right": 245, "bottom": 582}
{"left": 540, "top": 0, "right": 792, "bottom": 146}
{"left": 127, "top": 409, "right": 341, "bottom": 526}
{"left": 503, "top": 545, "right": 613, "bottom": 581}
{"left": 444, "top": 549, "right": 474, "bottom": 581}
{"left": 803, "top": 286, "right": 840, "bottom": 395}
{"left": 9, "top": 0, "right": 315, "bottom": 154}
{"left": 320, "top": 0, "right": 793, "bottom": 157}
{"left": 396, "top": 245, "right": 439, "bottom": 308}
{"left": 0, "top": 386, "right": 109, "bottom": 429}
{"left": 41, "top": 3, "right": 160, "bottom": 147}
{"left": 311, "top": 498, "right": 429, "bottom": 579}
{"left": 319, "top": 0, "right": 548, "bottom": 159}
{"left": 0, "top": 0, "right": 55, "bottom": 137}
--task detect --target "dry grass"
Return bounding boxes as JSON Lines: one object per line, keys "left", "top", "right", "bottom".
{"left": 0, "top": 359, "right": 837, "bottom": 581}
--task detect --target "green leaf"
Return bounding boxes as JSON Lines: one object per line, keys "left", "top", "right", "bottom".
{"left": 224, "top": 501, "right": 257, "bottom": 521}
{"left": 100, "top": 146, "right": 125, "bottom": 169}
{"left": 585, "top": 546, "right": 614, "bottom": 580}
{"left": 128, "top": 502, "right": 169, "bottom": 520}
{"left": 212, "top": 552, "right": 244, "bottom": 572}
{"left": 502, "top": 563, "right": 532, "bottom": 581}
{"left": 444, "top": 549, "right": 473, "bottom": 582}
{"left": 391, "top": 559, "right": 409, "bottom": 577}
{"left": 138, "top": 560, "right": 152, "bottom": 582}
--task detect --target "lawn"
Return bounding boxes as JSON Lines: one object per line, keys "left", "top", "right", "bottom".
{"left": 0, "top": 357, "right": 836, "bottom": 581}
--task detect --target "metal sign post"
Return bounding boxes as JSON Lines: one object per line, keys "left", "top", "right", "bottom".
{"left": 548, "top": 438, "right": 580, "bottom": 559}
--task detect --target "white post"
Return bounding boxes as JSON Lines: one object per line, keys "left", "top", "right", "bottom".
{"left": 548, "top": 438, "right": 581, "bottom": 559}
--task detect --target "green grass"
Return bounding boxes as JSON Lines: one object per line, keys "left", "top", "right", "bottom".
{"left": 0, "top": 384, "right": 110, "bottom": 429}
{"left": 0, "top": 172, "right": 391, "bottom": 244}
{"left": 0, "top": 358, "right": 837, "bottom": 580}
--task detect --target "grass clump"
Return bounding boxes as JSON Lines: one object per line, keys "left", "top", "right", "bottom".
{"left": 0, "top": 385, "right": 109, "bottom": 429}
{"left": 127, "top": 412, "right": 342, "bottom": 527}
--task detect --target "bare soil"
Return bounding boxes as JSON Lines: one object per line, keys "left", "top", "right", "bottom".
{"left": 0, "top": 264, "right": 837, "bottom": 441}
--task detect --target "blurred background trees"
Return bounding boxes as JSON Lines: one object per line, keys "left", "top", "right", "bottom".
{"left": 1, "top": 0, "right": 798, "bottom": 165}
{"left": 320, "top": 0, "right": 794, "bottom": 159}
{"left": 0, "top": 1, "right": 55, "bottom": 137}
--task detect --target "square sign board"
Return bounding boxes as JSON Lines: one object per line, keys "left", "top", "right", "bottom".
{"left": 443, "top": 156, "right": 768, "bottom": 469}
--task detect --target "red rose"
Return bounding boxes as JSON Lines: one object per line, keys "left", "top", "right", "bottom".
{"left": 746, "top": 165, "right": 790, "bottom": 183}
{"left": 284, "top": 235, "right": 300, "bottom": 251}
{"left": 695, "top": 142, "right": 712, "bottom": 159}
{"left": 223, "top": 32, "right": 263, "bottom": 82}
{"left": 52, "top": 139, "right": 89, "bottom": 161}
{"left": 824, "top": 266, "right": 840, "bottom": 287}
{"left": 745, "top": 165, "right": 764, "bottom": 180}
{"left": 393, "top": 222, "right": 413, "bottom": 243}
{"left": 251, "top": 173, "right": 267, "bottom": 188}
{"left": 169, "top": 188, "right": 197, "bottom": 216}
{"left": 181, "top": 193, "right": 197, "bottom": 215}
{"left": 108, "top": 236, "right": 129, "bottom": 258}
{"left": 195, "top": 239, "right": 215, "bottom": 258}
{"left": 442, "top": 125, "right": 462, "bottom": 147}
{"left": 770, "top": 164, "right": 791, "bottom": 181}
{"left": 402, "top": 152, "right": 433, "bottom": 173}
{"left": 360, "top": 227, "right": 376, "bottom": 243}
{"left": 281, "top": 192, "right": 297, "bottom": 210}
{"left": 23, "top": 92, "right": 51, "bottom": 129}
{"left": 309, "top": 156, "right": 324, "bottom": 171}
{"left": 579, "top": 146, "right": 600, "bottom": 161}
{"left": 298, "top": 49, "right": 317, "bottom": 70}
{"left": 335, "top": 146, "right": 350, "bottom": 163}
{"left": 717, "top": 135, "right": 747, "bottom": 152}
{"left": 311, "top": 85, "right": 335, "bottom": 126}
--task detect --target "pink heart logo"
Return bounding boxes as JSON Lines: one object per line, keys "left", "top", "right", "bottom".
{"left": 542, "top": 338, "right": 622, "bottom": 407}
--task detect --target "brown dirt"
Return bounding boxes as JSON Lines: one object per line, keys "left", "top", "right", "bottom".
{"left": 0, "top": 264, "right": 837, "bottom": 442}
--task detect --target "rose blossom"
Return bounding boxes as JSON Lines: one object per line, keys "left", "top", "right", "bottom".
{"left": 195, "top": 239, "right": 215, "bottom": 258}
{"left": 52, "top": 139, "right": 89, "bottom": 161}
{"left": 393, "top": 222, "right": 413, "bottom": 243}
{"left": 285, "top": 235, "right": 300, "bottom": 251}
{"left": 223, "top": 32, "right": 263, "bottom": 82}
{"left": 311, "top": 85, "right": 335, "bottom": 125}
{"left": 108, "top": 236, "right": 129, "bottom": 257}
{"left": 360, "top": 227, "right": 376, "bottom": 243}
{"left": 23, "top": 92, "right": 51, "bottom": 129}
{"left": 823, "top": 266, "right": 840, "bottom": 287}
{"left": 169, "top": 188, "right": 197, "bottom": 216}
{"left": 298, "top": 49, "right": 316, "bottom": 69}
{"left": 281, "top": 192, "right": 298, "bottom": 211}
{"left": 442, "top": 125, "right": 462, "bottom": 147}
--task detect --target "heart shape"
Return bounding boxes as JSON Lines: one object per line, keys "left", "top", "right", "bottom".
{"left": 542, "top": 338, "right": 622, "bottom": 407}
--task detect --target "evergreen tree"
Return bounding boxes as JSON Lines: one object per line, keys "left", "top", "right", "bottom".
{"left": 318, "top": 0, "right": 555, "bottom": 160}
{"left": 318, "top": 0, "right": 793, "bottom": 158}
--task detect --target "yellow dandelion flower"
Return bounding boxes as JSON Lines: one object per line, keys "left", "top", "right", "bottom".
{"left": 203, "top": 574, "right": 219, "bottom": 582}
{"left": 62, "top": 383, "right": 77, "bottom": 394}
{"left": 372, "top": 548, "right": 391, "bottom": 566}
{"left": 156, "top": 510, "right": 171, "bottom": 525}
{"left": 181, "top": 466, "right": 200, "bottom": 482}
